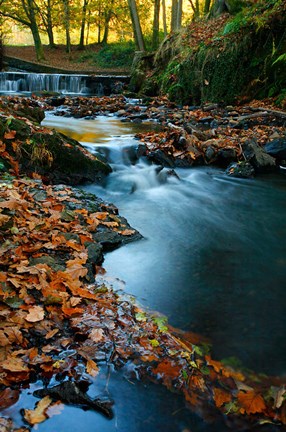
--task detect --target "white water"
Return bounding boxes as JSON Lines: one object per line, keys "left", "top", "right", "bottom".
{"left": 43, "top": 113, "right": 286, "bottom": 376}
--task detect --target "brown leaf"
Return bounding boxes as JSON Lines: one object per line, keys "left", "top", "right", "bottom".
{"left": 25, "top": 306, "right": 45, "bottom": 323}
{"left": 213, "top": 387, "right": 232, "bottom": 408}
{"left": 0, "top": 388, "right": 20, "bottom": 409}
{"left": 2, "top": 357, "right": 29, "bottom": 372}
{"left": 89, "top": 328, "right": 104, "bottom": 343}
{"left": 24, "top": 396, "right": 52, "bottom": 425}
{"left": 86, "top": 359, "right": 99, "bottom": 377}
{"left": 237, "top": 390, "right": 266, "bottom": 415}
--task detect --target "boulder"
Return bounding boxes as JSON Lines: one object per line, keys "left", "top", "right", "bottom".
{"left": 242, "top": 140, "right": 276, "bottom": 172}
{"left": 264, "top": 138, "right": 286, "bottom": 160}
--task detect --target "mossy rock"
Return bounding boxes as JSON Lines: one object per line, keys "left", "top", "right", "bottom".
{"left": 20, "top": 130, "right": 112, "bottom": 185}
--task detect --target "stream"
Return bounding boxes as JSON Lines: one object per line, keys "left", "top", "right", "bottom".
{"left": 40, "top": 112, "right": 286, "bottom": 431}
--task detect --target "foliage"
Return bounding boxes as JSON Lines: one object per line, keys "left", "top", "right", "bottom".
{"left": 79, "top": 41, "right": 136, "bottom": 68}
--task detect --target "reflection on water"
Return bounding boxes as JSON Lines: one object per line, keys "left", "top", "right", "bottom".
{"left": 39, "top": 113, "right": 286, "bottom": 432}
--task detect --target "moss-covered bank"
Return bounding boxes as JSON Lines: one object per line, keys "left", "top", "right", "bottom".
{"left": 132, "top": 0, "right": 286, "bottom": 105}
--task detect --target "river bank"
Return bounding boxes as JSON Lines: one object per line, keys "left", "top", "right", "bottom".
{"left": 0, "top": 94, "right": 286, "bottom": 431}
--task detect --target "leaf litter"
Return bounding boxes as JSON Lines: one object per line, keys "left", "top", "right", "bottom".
{"left": 0, "top": 99, "right": 285, "bottom": 431}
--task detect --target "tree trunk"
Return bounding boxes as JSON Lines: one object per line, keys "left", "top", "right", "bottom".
{"left": 162, "top": 0, "right": 167, "bottom": 36}
{"left": 46, "top": 0, "right": 56, "bottom": 48}
{"left": 210, "top": 0, "right": 229, "bottom": 16}
{"left": 171, "top": 0, "right": 178, "bottom": 31}
{"left": 127, "top": 0, "right": 146, "bottom": 51}
{"left": 26, "top": 0, "right": 45, "bottom": 60}
{"left": 102, "top": 0, "right": 115, "bottom": 44}
{"left": 152, "top": 0, "right": 160, "bottom": 50}
{"left": 176, "top": 0, "right": 183, "bottom": 29}
{"left": 86, "top": 10, "right": 91, "bottom": 45}
{"left": 79, "top": 0, "right": 89, "bottom": 49}
{"left": 204, "top": 0, "right": 212, "bottom": 14}
{"left": 62, "top": 0, "right": 71, "bottom": 53}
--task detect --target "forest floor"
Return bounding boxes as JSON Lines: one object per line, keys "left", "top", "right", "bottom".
{"left": 4, "top": 45, "right": 130, "bottom": 73}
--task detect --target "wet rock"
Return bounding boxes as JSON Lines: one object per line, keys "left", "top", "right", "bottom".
{"left": 48, "top": 97, "right": 66, "bottom": 107}
{"left": 204, "top": 145, "right": 216, "bottom": 162}
{"left": 216, "top": 147, "right": 237, "bottom": 167}
{"left": 93, "top": 229, "right": 142, "bottom": 251}
{"left": 226, "top": 161, "right": 255, "bottom": 178}
{"left": 147, "top": 149, "right": 175, "bottom": 167}
{"left": 136, "top": 143, "right": 147, "bottom": 158}
{"left": 86, "top": 242, "right": 104, "bottom": 265}
{"left": 242, "top": 140, "right": 276, "bottom": 172}
{"left": 264, "top": 138, "right": 286, "bottom": 161}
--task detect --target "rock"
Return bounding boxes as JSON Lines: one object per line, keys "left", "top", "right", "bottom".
{"left": 226, "top": 161, "right": 255, "bottom": 178}
{"left": 48, "top": 97, "right": 66, "bottom": 107}
{"left": 264, "top": 138, "right": 286, "bottom": 160}
{"left": 147, "top": 149, "right": 175, "bottom": 167}
{"left": 1, "top": 115, "right": 112, "bottom": 185}
{"left": 136, "top": 143, "right": 147, "bottom": 158}
{"left": 204, "top": 145, "right": 216, "bottom": 162}
{"left": 216, "top": 147, "right": 237, "bottom": 167}
{"left": 86, "top": 242, "right": 103, "bottom": 265}
{"left": 242, "top": 140, "right": 276, "bottom": 172}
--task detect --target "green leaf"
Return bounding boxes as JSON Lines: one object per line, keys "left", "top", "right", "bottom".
{"left": 135, "top": 312, "right": 147, "bottom": 322}
{"left": 152, "top": 315, "right": 168, "bottom": 332}
{"left": 200, "top": 366, "right": 210, "bottom": 375}
{"left": 181, "top": 369, "right": 188, "bottom": 381}
{"left": 149, "top": 339, "right": 160, "bottom": 348}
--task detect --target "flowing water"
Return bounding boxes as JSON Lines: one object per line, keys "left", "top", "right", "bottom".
{"left": 39, "top": 112, "right": 286, "bottom": 431}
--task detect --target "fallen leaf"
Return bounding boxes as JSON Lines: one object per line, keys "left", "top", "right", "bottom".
{"left": 25, "top": 306, "right": 45, "bottom": 322}
{"left": 0, "top": 388, "right": 20, "bottom": 409}
{"left": 89, "top": 328, "right": 104, "bottom": 343}
{"left": 120, "top": 229, "right": 135, "bottom": 236}
{"left": 24, "top": 396, "right": 52, "bottom": 425}
{"left": 2, "top": 357, "right": 29, "bottom": 372}
{"left": 4, "top": 130, "right": 17, "bottom": 140}
{"left": 237, "top": 390, "right": 266, "bottom": 415}
{"left": 86, "top": 359, "right": 99, "bottom": 377}
{"left": 213, "top": 387, "right": 232, "bottom": 408}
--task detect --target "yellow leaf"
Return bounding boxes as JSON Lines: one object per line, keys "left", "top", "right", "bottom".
{"left": 86, "top": 359, "right": 99, "bottom": 377}
{"left": 24, "top": 396, "right": 52, "bottom": 425}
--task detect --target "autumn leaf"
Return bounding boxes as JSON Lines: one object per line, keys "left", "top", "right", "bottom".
{"left": 46, "top": 401, "right": 65, "bottom": 418}
{"left": 89, "top": 328, "right": 104, "bottom": 343}
{"left": 2, "top": 357, "right": 29, "bottom": 372}
{"left": 213, "top": 387, "right": 232, "bottom": 408}
{"left": 25, "top": 306, "right": 45, "bottom": 322}
{"left": 86, "top": 359, "right": 99, "bottom": 377}
{"left": 24, "top": 396, "right": 52, "bottom": 425}
{"left": 237, "top": 390, "right": 267, "bottom": 415}
{"left": 4, "top": 130, "right": 17, "bottom": 140}
{"left": 0, "top": 388, "right": 20, "bottom": 409}
{"left": 120, "top": 229, "right": 136, "bottom": 236}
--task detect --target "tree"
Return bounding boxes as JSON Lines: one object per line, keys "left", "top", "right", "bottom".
{"left": 78, "top": 0, "right": 89, "bottom": 49}
{"left": 62, "top": 0, "right": 71, "bottom": 53}
{"left": 38, "top": 0, "right": 58, "bottom": 48}
{"left": 152, "top": 0, "right": 160, "bottom": 50}
{"left": 0, "top": 0, "right": 45, "bottom": 61}
{"left": 171, "top": 0, "right": 183, "bottom": 31}
{"left": 210, "top": 0, "right": 230, "bottom": 16}
{"left": 127, "top": 0, "right": 146, "bottom": 51}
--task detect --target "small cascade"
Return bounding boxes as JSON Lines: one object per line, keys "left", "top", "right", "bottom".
{"left": 0, "top": 72, "right": 130, "bottom": 95}
{"left": 0, "top": 71, "right": 89, "bottom": 94}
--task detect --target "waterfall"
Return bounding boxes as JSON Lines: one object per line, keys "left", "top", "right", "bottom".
{"left": 0, "top": 72, "right": 90, "bottom": 94}
{"left": 0, "top": 71, "right": 130, "bottom": 95}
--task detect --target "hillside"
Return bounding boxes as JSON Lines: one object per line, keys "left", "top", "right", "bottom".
{"left": 131, "top": 0, "right": 286, "bottom": 106}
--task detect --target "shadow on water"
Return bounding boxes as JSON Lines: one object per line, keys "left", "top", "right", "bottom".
{"left": 38, "top": 113, "right": 286, "bottom": 431}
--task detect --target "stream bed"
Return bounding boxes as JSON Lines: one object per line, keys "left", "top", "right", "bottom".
{"left": 40, "top": 112, "right": 286, "bottom": 430}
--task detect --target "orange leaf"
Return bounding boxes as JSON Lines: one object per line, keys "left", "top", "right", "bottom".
{"left": 120, "top": 229, "right": 135, "bottom": 236}
{"left": 24, "top": 396, "right": 52, "bottom": 425}
{"left": 237, "top": 390, "right": 266, "bottom": 415}
{"left": 62, "top": 305, "right": 84, "bottom": 316}
{"left": 86, "top": 359, "right": 99, "bottom": 377}
{"left": 4, "top": 130, "right": 17, "bottom": 140}
{"left": 213, "top": 387, "right": 232, "bottom": 408}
